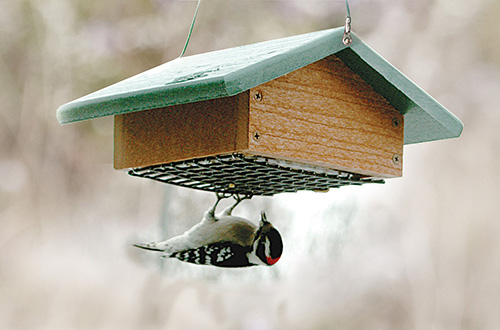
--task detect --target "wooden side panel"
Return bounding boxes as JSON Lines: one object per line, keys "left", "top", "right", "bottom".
{"left": 114, "top": 92, "right": 249, "bottom": 169}
{"left": 248, "top": 55, "right": 404, "bottom": 178}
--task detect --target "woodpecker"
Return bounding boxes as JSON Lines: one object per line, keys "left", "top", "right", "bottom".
{"left": 133, "top": 194, "right": 283, "bottom": 268}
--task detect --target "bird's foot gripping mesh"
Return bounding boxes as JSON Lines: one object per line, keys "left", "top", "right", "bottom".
{"left": 128, "top": 153, "right": 384, "bottom": 196}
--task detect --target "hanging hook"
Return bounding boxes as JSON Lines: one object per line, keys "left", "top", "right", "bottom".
{"left": 342, "top": 0, "right": 352, "bottom": 46}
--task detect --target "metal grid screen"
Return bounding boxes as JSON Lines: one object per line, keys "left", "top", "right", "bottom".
{"left": 128, "top": 153, "right": 384, "bottom": 196}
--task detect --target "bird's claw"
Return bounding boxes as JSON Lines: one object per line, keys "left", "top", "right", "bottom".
{"left": 215, "top": 192, "right": 232, "bottom": 202}
{"left": 235, "top": 193, "right": 252, "bottom": 201}
{"left": 208, "top": 192, "right": 253, "bottom": 219}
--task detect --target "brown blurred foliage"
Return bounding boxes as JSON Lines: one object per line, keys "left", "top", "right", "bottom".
{"left": 1, "top": 0, "right": 499, "bottom": 329}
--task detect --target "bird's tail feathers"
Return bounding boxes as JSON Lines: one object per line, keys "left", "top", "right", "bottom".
{"left": 133, "top": 242, "right": 165, "bottom": 252}
{"left": 160, "top": 253, "right": 174, "bottom": 258}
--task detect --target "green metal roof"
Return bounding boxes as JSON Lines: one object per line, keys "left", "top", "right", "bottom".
{"left": 56, "top": 27, "right": 462, "bottom": 144}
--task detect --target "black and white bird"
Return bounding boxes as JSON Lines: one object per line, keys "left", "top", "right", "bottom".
{"left": 133, "top": 194, "right": 283, "bottom": 268}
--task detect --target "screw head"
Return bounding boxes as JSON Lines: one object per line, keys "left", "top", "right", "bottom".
{"left": 253, "top": 131, "right": 261, "bottom": 142}
{"left": 253, "top": 91, "right": 263, "bottom": 102}
{"left": 392, "top": 153, "right": 401, "bottom": 165}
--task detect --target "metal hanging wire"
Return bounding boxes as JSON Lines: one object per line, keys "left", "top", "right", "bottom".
{"left": 180, "top": 0, "right": 353, "bottom": 55}
{"left": 179, "top": 0, "right": 202, "bottom": 57}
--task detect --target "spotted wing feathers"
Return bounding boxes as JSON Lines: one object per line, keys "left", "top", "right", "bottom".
{"left": 167, "top": 242, "right": 253, "bottom": 268}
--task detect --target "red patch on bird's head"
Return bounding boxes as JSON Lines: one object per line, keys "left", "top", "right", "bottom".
{"left": 266, "top": 256, "right": 280, "bottom": 265}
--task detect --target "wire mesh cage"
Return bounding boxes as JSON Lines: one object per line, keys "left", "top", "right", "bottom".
{"left": 128, "top": 153, "right": 384, "bottom": 196}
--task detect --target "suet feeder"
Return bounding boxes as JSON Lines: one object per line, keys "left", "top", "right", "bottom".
{"left": 57, "top": 27, "right": 462, "bottom": 196}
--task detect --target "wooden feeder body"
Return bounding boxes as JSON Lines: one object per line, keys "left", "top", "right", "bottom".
{"left": 114, "top": 55, "right": 403, "bottom": 179}
{"left": 57, "top": 28, "right": 462, "bottom": 195}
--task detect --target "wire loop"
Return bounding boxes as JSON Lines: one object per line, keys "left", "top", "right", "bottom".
{"left": 342, "top": 0, "right": 352, "bottom": 46}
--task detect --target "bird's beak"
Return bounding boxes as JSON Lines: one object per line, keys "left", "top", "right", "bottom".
{"left": 260, "top": 211, "right": 268, "bottom": 226}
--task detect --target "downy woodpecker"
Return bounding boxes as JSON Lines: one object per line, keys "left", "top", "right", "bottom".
{"left": 133, "top": 194, "right": 283, "bottom": 268}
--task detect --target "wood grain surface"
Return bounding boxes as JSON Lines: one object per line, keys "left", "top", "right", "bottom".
{"left": 248, "top": 55, "right": 404, "bottom": 178}
{"left": 114, "top": 93, "right": 249, "bottom": 169}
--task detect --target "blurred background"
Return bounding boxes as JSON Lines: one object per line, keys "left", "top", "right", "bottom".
{"left": 1, "top": 0, "right": 499, "bottom": 329}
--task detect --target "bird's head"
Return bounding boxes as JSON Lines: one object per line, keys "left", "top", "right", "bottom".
{"left": 250, "top": 211, "right": 283, "bottom": 266}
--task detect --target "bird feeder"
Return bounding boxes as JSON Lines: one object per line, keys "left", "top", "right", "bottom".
{"left": 56, "top": 27, "right": 462, "bottom": 196}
